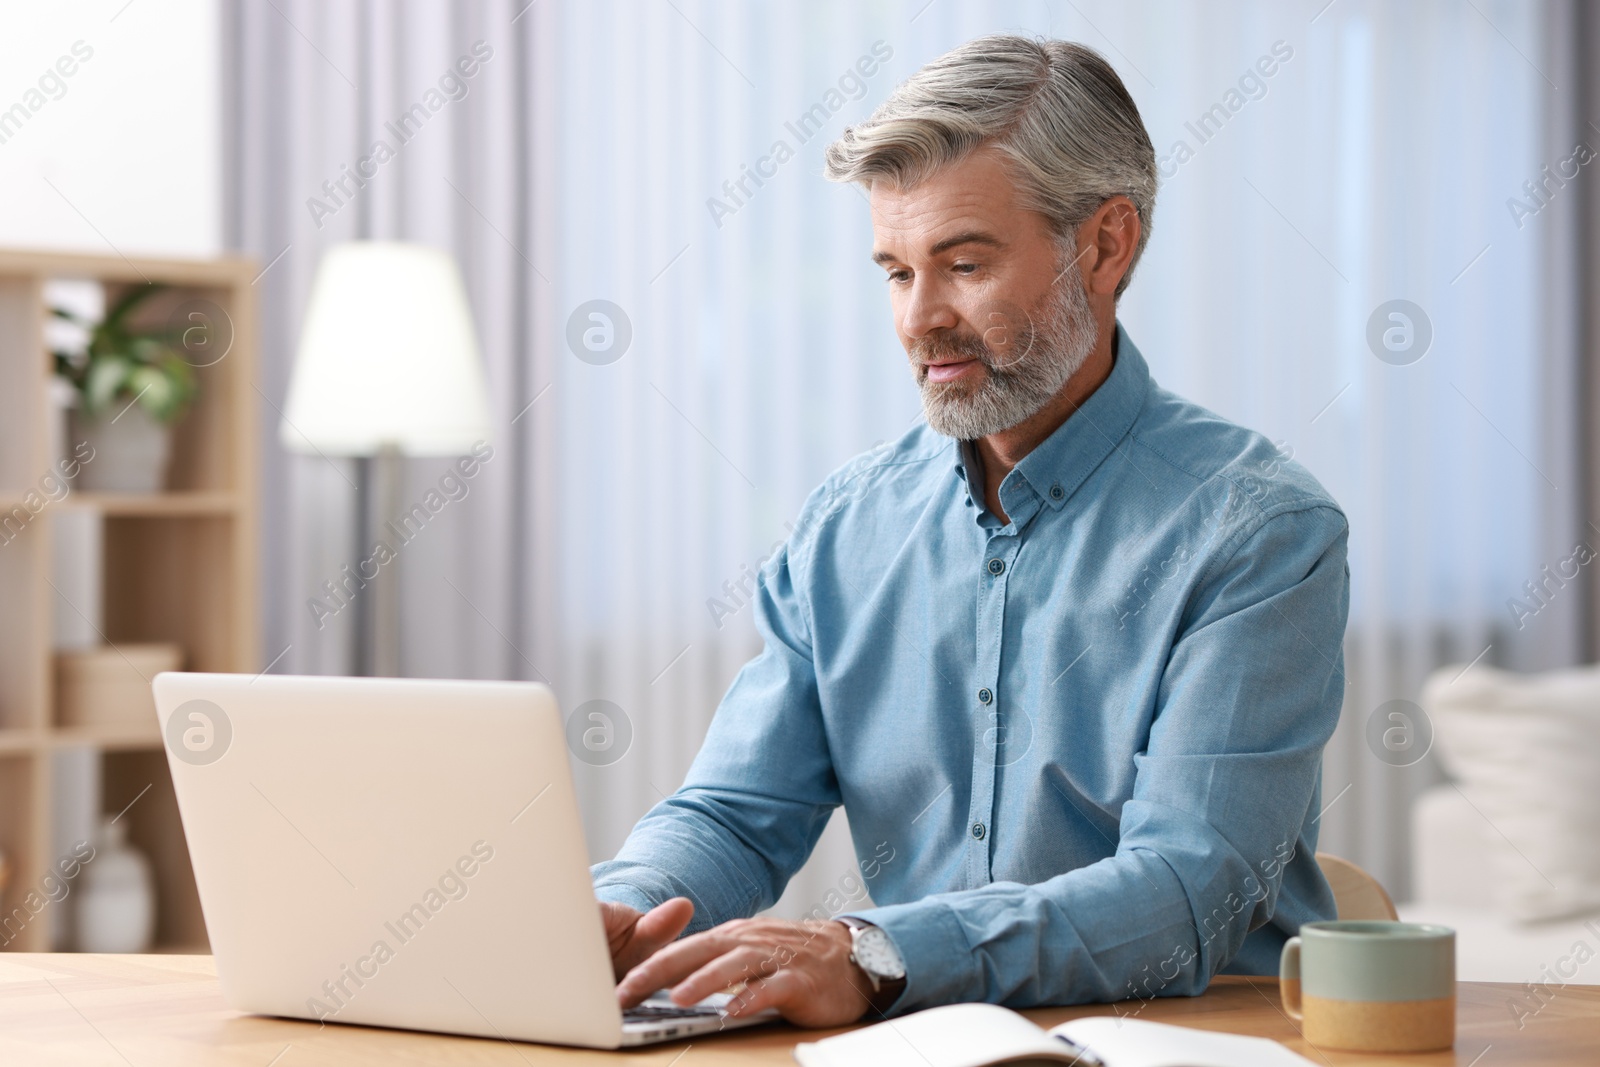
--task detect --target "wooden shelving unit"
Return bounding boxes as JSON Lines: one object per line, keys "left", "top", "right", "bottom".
{"left": 0, "top": 248, "right": 257, "bottom": 953}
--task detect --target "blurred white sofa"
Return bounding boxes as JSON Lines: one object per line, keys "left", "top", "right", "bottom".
{"left": 1396, "top": 663, "right": 1600, "bottom": 984}
{"left": 1400, "top": 784, "right": 1600, "bottom": 983}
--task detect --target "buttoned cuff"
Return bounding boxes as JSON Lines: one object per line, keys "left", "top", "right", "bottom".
{"left": 837, "top": 899, "right": 975, "bottom": 1015}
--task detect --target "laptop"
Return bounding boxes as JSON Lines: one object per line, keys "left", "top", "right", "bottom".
{"left": 152, "top": 672, "right": 778, "bottom": 1048}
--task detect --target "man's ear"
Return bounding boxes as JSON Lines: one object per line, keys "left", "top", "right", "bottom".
{"left": 1076, "top": 195, "right": 1141, "bottom": 298}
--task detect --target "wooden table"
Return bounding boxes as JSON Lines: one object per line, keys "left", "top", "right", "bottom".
{"left": 1, "top": 954, "right": 1595, "bottom": 1065}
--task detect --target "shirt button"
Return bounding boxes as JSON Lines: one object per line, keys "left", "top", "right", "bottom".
{"left": 977, "top": 687, "right": 992, "bottom": 705}
{"left": 1050, "top": 484, "right": 1065, "bottom": 501}
{"left": 972, "top": 822, "right": 986, "bottom": 840}
{"left": 987, "top": 558, "right": 1005, "bottom": 575}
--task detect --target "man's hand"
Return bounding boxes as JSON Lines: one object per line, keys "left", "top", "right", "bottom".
{"left": 615, "top": 917, "right": 876, "bottom": 1028}
{"left": 600, "top": 896, "right": 695, "bottom": 980}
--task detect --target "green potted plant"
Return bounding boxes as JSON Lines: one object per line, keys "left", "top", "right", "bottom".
{"left": 53, "top": 284, "right": 198, "bottom": 493}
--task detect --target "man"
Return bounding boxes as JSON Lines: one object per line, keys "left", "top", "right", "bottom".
{"left": 593, "top": 35, "right": 1348, "bottom": 1028}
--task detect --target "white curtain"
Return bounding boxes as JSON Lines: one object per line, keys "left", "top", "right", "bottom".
{"left": 226, "top": 0, "right": 1581, "bottom": 912}
{"left": 1105, "top": 0, "right": 1583, "bottom": 899}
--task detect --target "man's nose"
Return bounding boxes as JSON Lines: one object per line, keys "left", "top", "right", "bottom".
{"left": 900, "top": 279, "right": 959, "bottom": 339}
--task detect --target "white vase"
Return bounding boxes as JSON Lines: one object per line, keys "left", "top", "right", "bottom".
{"left": 71, "top": 405, "right": 172, "bottom": 494}
{"left": 75, "top": 817, "right": 155, "bottom": 953}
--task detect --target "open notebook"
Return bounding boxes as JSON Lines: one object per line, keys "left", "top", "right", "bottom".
{"left": 793, "top": 1004, "right": 1317, "bottom": 1067}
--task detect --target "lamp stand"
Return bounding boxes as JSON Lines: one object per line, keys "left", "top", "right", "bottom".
{"left": 355, "top": 444, "right": 404, "bottom": 677}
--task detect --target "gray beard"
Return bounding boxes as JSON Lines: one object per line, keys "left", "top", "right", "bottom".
{"left": 913, "top": 259, "right": 1098, "bottom": 441}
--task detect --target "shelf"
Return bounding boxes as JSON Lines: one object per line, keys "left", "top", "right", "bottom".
{"left": 60, "top": 492, "right": 240, "bottom": 517}
{"left": 2, "top": 492, "right": 239, "bottom": 517}
{"left": 49, "top": 724, "right": 163, "bottom": 751}
{"left": 0, "top": 729, "right": 41, "bottom": 755}
{"left": 0, "top": 248, "right": 257, "bottom": 954}
{"left": 0, "top": 726, "right": 168, "bottom": 753}
{"left": 0, "top": 247, "right": 255, "bottom": 288}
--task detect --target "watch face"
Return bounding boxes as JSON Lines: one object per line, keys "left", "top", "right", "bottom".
{"left": 853, "top": 926, "right": 907, "bottom": 980}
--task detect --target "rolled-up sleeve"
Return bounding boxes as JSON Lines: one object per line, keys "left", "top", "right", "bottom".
{"left": 841, "top": 503, "right": 1349, "bottom": 1012}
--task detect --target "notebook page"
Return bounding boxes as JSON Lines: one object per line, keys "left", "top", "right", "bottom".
{"left": 793, "top": 1003, "right": 1071, "bottom": 1067}
{"left": 1049, "top": 1016, "right": 1317, "bottom": 1067}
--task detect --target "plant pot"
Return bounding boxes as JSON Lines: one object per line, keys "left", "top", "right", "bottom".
{"left": 71, "top": 405, "right": 172, "bottom": 494}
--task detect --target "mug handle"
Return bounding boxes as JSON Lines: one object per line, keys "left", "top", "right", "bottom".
{"left": 1280, "top": 936, "right": 1303, "bottom": 1021}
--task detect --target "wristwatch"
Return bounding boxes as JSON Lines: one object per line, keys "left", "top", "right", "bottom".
{"left": 838, "top": 917, "right": 907, "bottom": 1013}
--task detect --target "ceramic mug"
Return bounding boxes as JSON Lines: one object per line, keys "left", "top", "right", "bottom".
{"left": 1280, "top": 920, "right": 1455, "bottom": 1052}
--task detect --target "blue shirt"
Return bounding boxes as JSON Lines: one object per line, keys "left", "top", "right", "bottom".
{"left": 592, "top": 325, "right": 1348, "bottom": 1013}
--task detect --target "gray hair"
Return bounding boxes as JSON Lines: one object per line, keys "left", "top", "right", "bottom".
{"left": 825, "top": 35, "right": 1157, "bottom": 297}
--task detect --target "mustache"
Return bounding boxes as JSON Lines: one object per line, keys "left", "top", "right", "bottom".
{"left": 910, "top": 330, "right": 992, "bottom": 368}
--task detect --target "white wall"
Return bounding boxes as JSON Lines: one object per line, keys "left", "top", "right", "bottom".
{"left": 0, "top": 0, "right": 219, "bottom": 257}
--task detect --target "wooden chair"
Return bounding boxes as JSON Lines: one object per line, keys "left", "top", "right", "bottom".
{"left": 1316, "top": 852, "right": 1398, "bottom": 920}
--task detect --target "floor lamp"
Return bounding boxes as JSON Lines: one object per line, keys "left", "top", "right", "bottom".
{"left": 280, "top": 242, "right": 492, "bottom": 676}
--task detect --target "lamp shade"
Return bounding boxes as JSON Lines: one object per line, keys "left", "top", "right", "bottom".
{"left": 281, "top": 242, "right": 492, "bottom": 456}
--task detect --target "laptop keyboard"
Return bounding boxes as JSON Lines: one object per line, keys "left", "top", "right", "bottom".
{"left": 624, "top": 1003, "right": 722, "bottom": 1022}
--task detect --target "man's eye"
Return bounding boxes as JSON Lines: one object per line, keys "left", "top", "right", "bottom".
{"left": 952, "top": 262, "right": 979, "bottom": 275}
{"left": 886, "top": 270, "right": 911, "bottom": 284}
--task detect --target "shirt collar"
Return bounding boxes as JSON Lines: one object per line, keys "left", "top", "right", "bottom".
{"left": 950, "top": 321, "right": 1150, "bottom": 515}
